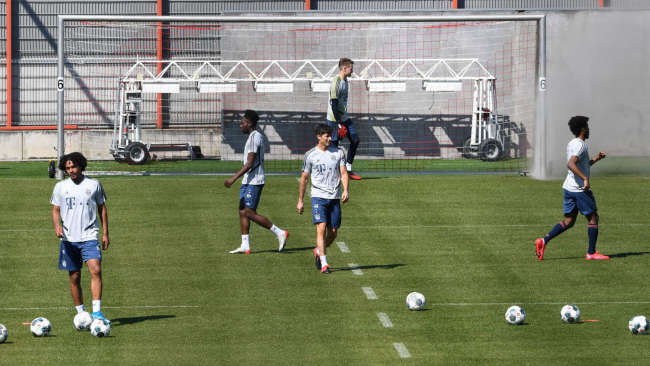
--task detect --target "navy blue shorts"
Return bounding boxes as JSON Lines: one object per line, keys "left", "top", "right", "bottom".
{"left": 58, "top": 239, "right": 102, "bottom": 271}
{"left": 328, "top": 119, "right": 357, "bottom": 143}
{"left": 239, "top": 184, "right": 264, "bottom": 210}
{"left": 311, "top": 197, "right": 341, "bottom": 229}
{"left": 563, "top": 189, "right": 598, "bottom": 216}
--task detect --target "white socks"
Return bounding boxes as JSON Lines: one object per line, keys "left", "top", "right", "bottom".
{"left": 320, "top": 255, "right": 328, "bottom": 267}
{"left": 346, "top": 163, "right": 353, "bottom": 172}
{"left": 241, "top": 235, "right": 250, "bottom": 250}
{"left": 270, "top": 225, "right": 284, "bottom": 237}
{"left": 75, "top": 304, "right": 85, "bottom": 314}
{"left": 92, "top": 300, "right": 101, "bottom": 313}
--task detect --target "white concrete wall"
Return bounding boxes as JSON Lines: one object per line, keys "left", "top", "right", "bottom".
{"left": 0, "top": 129, "right": 221, "bottom": 161}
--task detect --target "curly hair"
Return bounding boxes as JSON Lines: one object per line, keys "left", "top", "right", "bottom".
{"left": 58, "top": 152, "right": 87, "bottom": 172}
{"left": 568, "top": 116, "right": 589, "bottom": 137}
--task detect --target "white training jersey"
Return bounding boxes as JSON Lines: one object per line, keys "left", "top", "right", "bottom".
{"left": 302, "top": 145, "right": 346, "bottom": 199}
{"left": 562, "top": 138, "right": 591, "bottom": 192}
{"left": 327, "top": 75, "right": 349, "bottom": 122}
{"left": 242, "top": 130, "right": 265, "bottom": 185}
{"left": 50, "top": 176, "right": 106, "bottom": 242}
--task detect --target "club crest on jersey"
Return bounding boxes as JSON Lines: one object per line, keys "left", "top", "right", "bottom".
{"left": 246, "top": 193, "right": 252, "bottom": 199}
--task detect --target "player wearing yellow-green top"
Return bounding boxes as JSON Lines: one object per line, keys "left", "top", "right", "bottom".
{"left": 327, "top": 58, "right": 361, "bottom": 180}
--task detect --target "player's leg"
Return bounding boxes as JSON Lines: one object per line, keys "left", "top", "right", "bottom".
{"left": 343, "top": 119, "right": 361, "bottom": 180}
{"left": 580, "top": 191, "right": 608, "bottom": 259}
{"left": 320, "top": 199, "right": 341, "bottom": 273}
{"left": 535, "top": 190, "right": 577, "bottom": 260}
{"left": 80, "top": 240, "right": 107, "bottom": 320}
{"left": 325, "top": 227, "right": 338, "bottom": 248}
{"left": 59, "top": 240, "right": 86, "bottom": 313}
{"left": 311, "top": 198, "right": 329, "bottom": 272}
{"left": 316, "top": 222, "right": 330, "bottom": 273}
{"left": 231, "top": 185, "right": 253, "bottom": 253}
{"left": 327, "top": 120, "right": 340, "bottom": 147}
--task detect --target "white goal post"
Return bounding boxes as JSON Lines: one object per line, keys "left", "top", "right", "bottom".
{"left": 56, "top": 14, "right": 547, "bottom": 178}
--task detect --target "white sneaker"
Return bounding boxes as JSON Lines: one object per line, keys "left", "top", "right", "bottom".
{"left": 278, "top": 231, "right": 289, "bottom": 252}
{"left": 229, "top": 246, "right": 251, "bottom": 254}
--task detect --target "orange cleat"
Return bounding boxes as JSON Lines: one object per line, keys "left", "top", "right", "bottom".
{"left": 585, "top": 251, "right": 610, "bottom": 260}
{"left": 348, "top": 172, "right": 362, "bottom": 180}
{"left": 321, "top": 265, "right": 331, "bottom": 274}
{"left": 535, "top": 238, "right": 546, "bottom": 261}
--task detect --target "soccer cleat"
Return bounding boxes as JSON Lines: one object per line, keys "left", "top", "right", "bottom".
{"left": 91, "top": 311, "right": 110, "bottom": 323}
{"left": 585, "top": 251, "right": 610, "bottom": 260}
{"left": 278, "top": 231, "right": 289, "bottom": 252}
{"left": 535, "top": 238, "right": 546, "bottom": 261}
{"left": 314, "top": 248, "right": 321, "bottom": 270}
{"left": 321, "top": 265, "right": 331, "bottom": 274}
{"left": 348, "top": 172, "right": 362, "bottom": 180}
{"left": 229, "top": 246, "right": 251, "bottom": 254}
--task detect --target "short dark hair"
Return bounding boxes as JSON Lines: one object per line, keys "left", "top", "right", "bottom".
{"left": 58, "top": 152, "right": 87, "bottom": 171}
{"left": 243, "top": 109, "right": 259, "bottom": 126}
{"left": 338, "top": 58, "right": 354, "bottom": 69}
{"left": 568, "top": 115, "right": 589, "bottom": 137}
{"left": 315, "top": 123, "right": 332, "bottom": 136}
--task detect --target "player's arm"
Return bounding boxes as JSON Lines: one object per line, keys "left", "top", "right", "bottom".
{"left": 225, "top": 152, "right": 256, "bottom": 188}
{"left": 590, "top": 152, "right": 607, "bottom": 166}
{"left": 297, "top": 171, "right": 309, "bottom": 214}
{"left": 98, "top": 203, "right": 110, "bottom": 250}
{"left": 330, "top": 99, "right": 343, "bottom": 123}
{"left": 567, "top": 155, "right": 589, "bottom": 190}
{"left": 51, "top": 205, "right": 63, "bottom": 238}
{"left": 340, "top": 164, "right": 349, "bottom": 203}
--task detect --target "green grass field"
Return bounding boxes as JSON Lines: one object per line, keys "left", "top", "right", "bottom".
{"left": 0, "top": 162, "right": 648, "bottom": 365}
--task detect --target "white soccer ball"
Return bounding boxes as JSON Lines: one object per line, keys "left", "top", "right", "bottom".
{"left": 90, "top": 318, "right": 111, "bottom": 337}
{"left": 406, "top": 292, "right": 426, "bottom": 311}
{"left": 628, "top": 315, "right": 649, "bottom": 335}
{"left": 560, "top": 304, "right": 581, "bottom": 323}
{"left": 0, "top": 324, "right": 7, "bottom": 343}
{"left": 30, "top": 317, "right": 51, "bottom": 337}
{"left": 73, "top": 312, "right": 93, "bottom": 331}
{"left": 505, "top": 305, "right": 526, "bottom": 325}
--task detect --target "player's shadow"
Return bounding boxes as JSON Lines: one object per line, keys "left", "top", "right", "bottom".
{"left": 335, "top": 263, "right": 405, "bottom": 272}
{"left": 252, "top": 246, "right": 314, "bottom": 254}
{"left": 111, "top": 315, "right": 175, "bottom": 327}
{"left": 546, "top": 251, "right": 650, "bottom": 261}
{"left": 607, "top": 251, "right": 650, "bottom": 258}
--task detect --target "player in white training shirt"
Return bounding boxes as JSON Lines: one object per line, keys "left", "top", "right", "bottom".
{"left": 535, "top": 116, "right": 609, "bottom": 261}
{"left": 297, "top": 124, "right": 349, "bottom": 274}
{"left": 51, "top": 152, "right": 110, "bottom": 321}
{"left": 225, "top": 110, "right": 289, "bottom": 254}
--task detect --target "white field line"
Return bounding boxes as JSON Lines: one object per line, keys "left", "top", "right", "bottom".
{"left": 377, "top": 312, "right": 393, "bottom": 328}
{"left": 362, "top": 287, "right": 378, "bottom": 300}
{"left": 427, "top": 301, "right": 650, "bottom": 306}
{"left": 348, "top": 263, "right": 363, "bottom": 276}
{"left": 393, "top": 343, "right": 412, "bottom": 359}
{"left": 337, "top": 241, "right": 350, "bottom": 253}
{"left": 0, "top": 305, "right": 200, "bottom": 311}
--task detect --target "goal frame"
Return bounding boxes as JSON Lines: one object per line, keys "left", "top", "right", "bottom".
{"left": 56, "top": 14, "right": 547, "bottom": 179}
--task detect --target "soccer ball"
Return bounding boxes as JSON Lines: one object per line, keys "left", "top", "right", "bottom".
{"left": 30, "top": 317, "right": 51, "bottom": 337}
{"left": 560, "top": 304, "right": 581, "bottom": 323}
{"left": 628, "top": 315, "right": 649, "bottom": 335}
{"left": 505, "top": 305, "right": 526, "bottom": 325}
{"left": 406, "top": 292, "right": 426, "bottom": 311}
{"left": 90, "top": 318, "right": 111, "bottom": 337}
{"left": 73, "top": 312, "right": 93, "bottom": 331}
{"left": 0, "top": 324, "right": 7, "bottom": 343}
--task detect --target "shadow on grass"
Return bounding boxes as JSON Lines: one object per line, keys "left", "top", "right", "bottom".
{"left": 111, "top": 315, "right": 175, "bottom": 327}
{"left": 546, "top": 251, "right": 650, "bottom": 261}
{"left": 334, "top": 263, "right": 405, "bottom": 272}
{"left": 251, "top": 246, "right": 314, "bottom": 254}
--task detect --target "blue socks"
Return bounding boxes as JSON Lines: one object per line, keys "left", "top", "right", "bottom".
{"left": 587, "top": 225, "right": 598, "bottom": 254}
{"left": 544, "top": 222, "right": 567, "bottom": 244}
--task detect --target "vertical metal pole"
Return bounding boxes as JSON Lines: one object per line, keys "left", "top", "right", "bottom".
{"left": 6, "top": 0, "right": 12, "bottom": 128}
{"left": 534, "top": 16, "right": 547, "bottom": 179}
{"left": 156, "top": 0, "right": 164, "bottom": 129}
{"left": 56, "top": 16, "right": 65, "bottom": 179}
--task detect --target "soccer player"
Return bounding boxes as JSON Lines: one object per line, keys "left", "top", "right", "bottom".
{"left": 535, "top": 116, "right": 609, "bottom": 261}
{"left": 297, "top": 124, "right": 350, "bottom": 274}
{"left": 51, "top": 152, "right": 110, "bottom": 321}
{"left": 225, "top": 109, "right": 289, "bottom": 254}
{"left": 327, "top": 57, "right": 362, "bottom": 180}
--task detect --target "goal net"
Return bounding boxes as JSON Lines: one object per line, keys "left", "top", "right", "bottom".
{"left": 58, "top": 15, "right": 541, "bottom": 173}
